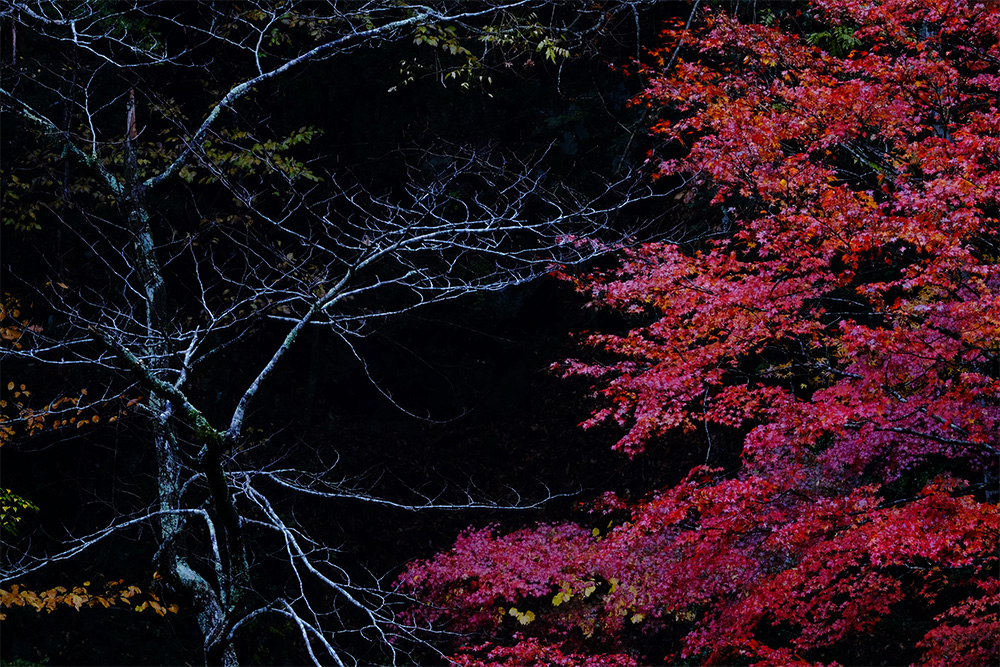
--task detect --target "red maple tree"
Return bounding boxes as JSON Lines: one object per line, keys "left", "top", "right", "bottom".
{"left": 400, "top": 1, "right": 999, "bottom": 664}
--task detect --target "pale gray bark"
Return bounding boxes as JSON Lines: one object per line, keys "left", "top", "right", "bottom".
{"left": 0, "top": 2, "right": 669, "bottom": 664}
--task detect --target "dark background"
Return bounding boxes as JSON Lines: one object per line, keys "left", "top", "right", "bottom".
{"left": 0, "top": 3, "right": 730, "bottom": 664}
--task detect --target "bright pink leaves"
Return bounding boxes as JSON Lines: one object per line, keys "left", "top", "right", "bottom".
{"left": 399, "top": 524, "right": 599, "bottom": 633}
{"left": 402, "top": 2, "right": 999, "bottom": 664}
{"left": 448, "top": 637, "right": 638, "bottom": 667}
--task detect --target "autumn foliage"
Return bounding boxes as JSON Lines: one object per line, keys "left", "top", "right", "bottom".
{"left": 0, "top": 577, "right": 178, "bottom": 620}
{"left": 400, "top": 1, "right": 999, "bottom": 664}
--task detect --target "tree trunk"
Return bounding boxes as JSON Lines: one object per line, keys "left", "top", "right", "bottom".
{"left": 123, "top": 89, "right": 241, "bottom": 666}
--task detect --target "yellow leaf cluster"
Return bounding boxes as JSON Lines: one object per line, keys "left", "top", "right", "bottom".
{"left": 508, "top": 607, "right": 535, "bottom": 625}
{"left": 0, "top": 579, "right": 178, "bottom": 619}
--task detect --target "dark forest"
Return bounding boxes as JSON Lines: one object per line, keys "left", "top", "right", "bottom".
{"left": 2, "top": 2, "right": 997, "bottom": 666}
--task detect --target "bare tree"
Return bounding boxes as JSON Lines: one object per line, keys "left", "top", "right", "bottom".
{"left": 0, "top": 2, "right": 667, "bottom": 664}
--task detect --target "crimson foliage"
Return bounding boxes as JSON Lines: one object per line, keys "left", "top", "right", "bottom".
{"left": 400, "top": 2, "right": 999, "bottom": 665}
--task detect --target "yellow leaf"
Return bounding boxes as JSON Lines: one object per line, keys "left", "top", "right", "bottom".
{"left": 5, "top": 383, "right": 12, "bottom": 391}
{"left": 508, "top": 607, "right": 535, "bottom": 624}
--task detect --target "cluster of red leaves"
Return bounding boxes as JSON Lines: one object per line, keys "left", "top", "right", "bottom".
{"left": 448, "top": 635, "right": 637, "bottom": 667}
{"left": 400, "top": 2, "right": 999, "bottom": 665}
